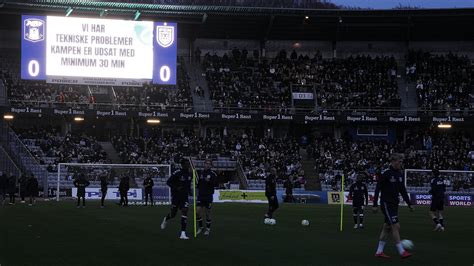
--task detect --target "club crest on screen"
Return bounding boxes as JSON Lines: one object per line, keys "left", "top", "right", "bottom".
{"left": 24, "top": 18, "right": 45, "bottom": 43}
{"left": 156, "top": 25, "right": 174, "bottom": 48}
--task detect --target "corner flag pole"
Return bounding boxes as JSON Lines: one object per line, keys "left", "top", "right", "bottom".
{"left": 188, "top": 157, "right": 197, "bottom": 238}
{"left": 192, "top": 168, "right": 197, "bottom": 238}
{"left": 339, "top": 174, "right": 345, "bottom": 232}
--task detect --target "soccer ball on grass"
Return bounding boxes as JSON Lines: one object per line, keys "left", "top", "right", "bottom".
{"left": 401, "top": 239, "right": 414, "bottom": 250}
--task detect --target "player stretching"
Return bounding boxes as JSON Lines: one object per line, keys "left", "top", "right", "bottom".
{"left": 373, "top": 154, "right": 413, "bottom": 259}
{"left": 349, "top": 173, "right": 368, "bottom": 229}
{"left": 143, "top": 175, "right": 154, "bottom": 206}
{"left": 161, "top": 160, "right": 192, "bottom": 240}
{"left": 196, "top": 159, "right": 218, "bottom": 236}
{"left": 264, "top": 168, "right": 279, "bottom": 220}
{"left": 429, "top": 169, "right": 446, "bottom": 231}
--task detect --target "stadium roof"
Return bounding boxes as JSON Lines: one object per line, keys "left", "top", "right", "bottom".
{"left": 1, "top": 0, "right": 473, "bottom": 41}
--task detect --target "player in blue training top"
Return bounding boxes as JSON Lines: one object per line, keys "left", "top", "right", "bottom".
{"left": 373, "top": 153, "right": 414, "bottom": 259}
{"left": 349, "top": 173, "right": 369, "bottom": 229}
{"left": 429, "top": 169, "right": 446, "bottom": 232}
{"left": 196, "top": 159, "right": 218, "bottom": 236}
{"left": 161, "top": 159, "right": 192, "bottom": 240}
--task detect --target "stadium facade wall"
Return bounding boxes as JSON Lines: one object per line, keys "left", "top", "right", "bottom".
{"left": 337, "top": 41, "right": 405, "bottom": 59}
{"left": 0, "top": 30, "right": 19, "bottom": 48}
{"left": 409, "top": 41, "right": 474, "bottom": 58}
{"left": 265, "top": 40, "right": 333, "bottom": 58}
{"left": 191, "top": 38, "right": 474, "bottom": 59}
{"left": 194, "top": 38, "right": 260, "bottom": 56}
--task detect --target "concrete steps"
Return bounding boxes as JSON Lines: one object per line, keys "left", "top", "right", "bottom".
{"left": 300, "top": 148, "right": 320, "bottom": 191}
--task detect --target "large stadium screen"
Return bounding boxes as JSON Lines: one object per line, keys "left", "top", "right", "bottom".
{"left": 21, "top": 15, "right": 177, "bottom": 86}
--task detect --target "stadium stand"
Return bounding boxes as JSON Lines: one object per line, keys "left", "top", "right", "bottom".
{"left": 1, "top": 51, "right": 192, "bottom": 110}
{"left": 12, "top": 127, "right": 109, "bottom": 188}
{"left": 407, "top": 50, "right": 474, "bottom": 111}
{"left": 203, "top": 49, "right": 400, "bottom": 112}
{"left": 313, "top": 129, "right": 473, "bottom": 192}
{"left": 111, "top": 133, "right": 305, "bottom": 190}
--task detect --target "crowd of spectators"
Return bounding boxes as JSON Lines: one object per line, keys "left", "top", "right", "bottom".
{"left": 7, "top": 81, "right": 92, "bottom": 107}
{"left": 203, "top": 49, "right": 400, "bottom": 112}
{"left": 310, "top": 129, "right": 473, "bottom": 188}
{"left": 112, "top": 131, "right": 305, "bottom": 187}
{"left": 4, "top": 47, "right": 473, "bottom": 113}
{"left": 236, "top": 136, "right": 306, "bottom": 188}
{"left": 2, "top": 50, "right": 192, "bottom": 110}
{"left": 15, "top": 127, "right": 108, "bottom": 172}
{"left": 407, "top": 50, "right": 473, "bottom": 111}
{"left": 11, "top": 125, "right": 473, "bottom": 191}
{"left": 113, "top": 61, "right": 192, "bottom": 110}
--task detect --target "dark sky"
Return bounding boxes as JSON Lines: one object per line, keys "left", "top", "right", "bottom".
{"left": 330, "top": 0, "right": 474, "bottom": 9}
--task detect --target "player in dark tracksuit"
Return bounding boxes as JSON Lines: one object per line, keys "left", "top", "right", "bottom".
{"left": 143, "top": 176, "right": 154, "bottom": 206}
{"left": 349, "top": 174, "right": 369, "bottom": 229}
{"left": 26, "top": 174, "right": 39, "bottom": 206}
{"left": 100, "top": 175, "right": 108, "bottom": 208}
{"left": 429, "top": 169, "right": 446, "bottom": 231}
{"left": 283, "top": 177, "right": 294, "bottom": 203}
{"left": 196, "top": 159, "right": 218, "bottom": 236}
{"left": 373, "top": 154, "right": 413, "bottom": 259}
{"left": 19, "top": 174, "right": 28, "bottom": 203}
{"left": 0, "top": 172, "right": 7, "bottom": 205}
{"left": 7, "top": 174, "right": 17, "bottom": 205}
{"left": 161, "top": 160, "right": 192, "bottom": 240}
{"left": 119, "top": 176, "right": 130, "bottom": 207}
{"left": 265, "top": 168, "right": 279, "bottom": 219}
{"left": 74, "top": 174, "right": 90, "bottom": 208}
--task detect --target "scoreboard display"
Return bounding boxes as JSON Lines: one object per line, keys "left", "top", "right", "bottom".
{"left": 21, "top": 15, "right": 177, "bottom": 86}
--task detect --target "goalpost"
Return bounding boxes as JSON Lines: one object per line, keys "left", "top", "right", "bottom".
{"left": 404, "top": 169, "right": 474, "bottom": 189}
{"left": 56, "top": 163, "right": 172, "bottom": 203}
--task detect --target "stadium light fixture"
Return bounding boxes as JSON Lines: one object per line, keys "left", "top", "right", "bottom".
{"left": 134, "top": 10, "right": 141, "bottom": 21}
{"left": 100, "top": 9, "right": 108, "bottom": 17}
{"left": 65, "top": 7, "right": 73, "bottom": 17}
{"left": 146, "top": 119, "right": 161, "bottom": 124}
{"left": 438, "top": 123, "right": 452, "bottom": 129}
{"left": 3, "top": 114, "right": 14, "bottom": 120}
{"left": 74, "top": 117, "right": 84, "bottom": 122}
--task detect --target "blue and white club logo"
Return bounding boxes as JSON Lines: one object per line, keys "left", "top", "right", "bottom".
{"left": 156, "top": 25, "right": 174, "bottom": 48}
{"left": 24, "top": 18, "right": 45, "bottom": 43}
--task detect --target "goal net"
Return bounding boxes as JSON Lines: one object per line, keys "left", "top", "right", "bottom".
{"left": 404, "top": 169, "right": 474, "bottom": 193}
{"left": 56, "top": 163, "right": 171, "bottom": 204}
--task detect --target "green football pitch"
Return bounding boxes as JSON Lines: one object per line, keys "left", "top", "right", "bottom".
{"left": 0, "top": 201, "right": 472, "bottom": 266}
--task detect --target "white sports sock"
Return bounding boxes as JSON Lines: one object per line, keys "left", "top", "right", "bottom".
{"left": 376, "top": 241, "right": 386, "bottom": 254}
{"left": 396, "top": 243, "right": 405, "bottom": 255}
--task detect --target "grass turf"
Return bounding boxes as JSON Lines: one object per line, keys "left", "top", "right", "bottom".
{"left": 0, "top": 201, "right": 472, "bottom": 266}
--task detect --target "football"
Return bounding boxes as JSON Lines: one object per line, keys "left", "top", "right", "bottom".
{"left": 401, "top": 239, "right": 414, "bottom": 250}
{"left": 301, "top": 220, "right": 310, "bottom": 226}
